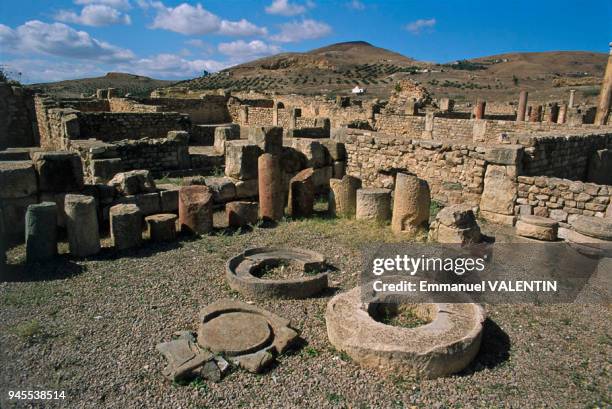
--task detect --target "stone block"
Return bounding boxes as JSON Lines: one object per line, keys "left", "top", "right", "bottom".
{"left": 108, "top": 170, "right": 156, "bottom": 196}
{"left": 225, "top": 141, "right": 262, "bottom": 180}
{"left": 110, "top": 204, "right": 143, "bottom": 250}
{"left": 480, "top": 165, "right": 517, "bottom": 216}
{"left": 291, "top": 138, "right": 330, "bottom": 168}
{"left": 32, "top": 151, "right": 84, "bottom": 193}
{"left": 0, "top": 161, "right": 38, "bottom": 199}
{"left": 179, "top": 185, "right": 213, "bottom": 235}
{"left": 157, "top": 184, "right": 180, "bottom": 212}
{"left": 146, "top": 213, "right": 177, "bottom": 242}
{"left": 484, "top": 145, "right": 523, "bottom": 166}
{"left": 312, "top": 166, "right": 333, "bottom": 189}
{"left": 64, "top": 194, "right": 100, "bottom": 257}
{"left": 135, "top": 192, "right": 161, "bottom": 216}
{"left": 25, "top": 202, "right": 58, "bottom": 263}
{"left": 248, "top": 126, "right": 283, "bottom": 155}
{"left": 226, "top": 201, "right": 259, "bottom": 227}
{"left": 1, "top": 195, "right": 37, "bottom": 240}
{"left": 90, "top": 158, "right": 123, "bottom": 183}
{"left": 205, "top": 176, "right": 237, "bottom": 203}
{"left": 320, "top": 139, "right": 346, "bottom": 161}
{"left": 234, "top": 179, "right": 258, "bottom": 199}
{"left": 213, "top": 126, "right": 240, "bottom": 154}
{"left": 280, "top": 146, "right": 307, "bottom": 174}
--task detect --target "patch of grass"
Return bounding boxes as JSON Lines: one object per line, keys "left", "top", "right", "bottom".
{"left": 2, "top": 286, "right": 57, "bottom": 307}
{"left": 377, "top": 305, "right": 431, "bottom": 328}
{"left": 326, "top": 392, "right": 344, "bottom": 405}
{"left": 429, "top": 200, "right": 443, "bottom": 220}
{"left": 10, "top": 319, "right": 46, "bottom": 341}
{"left": 303, "top": 346, "right": 319, "bottom": 358}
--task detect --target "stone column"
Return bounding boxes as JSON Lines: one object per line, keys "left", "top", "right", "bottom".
{"left": 517, "top": 91, "right": 528, "bottom": 122}
{"left": 110, "top": 204, "right": 143, "bottom": 250}
{"left": 146, "top": 213, "right": 177, "bottom": 242}
{"left": 356, "top": 188, "right": 391, "bottom": 222}
{"left": 391, "top": 173, "right": 430, "bottom": 235}
{"left": 557, "top": 104, "right": 568, "bottom": 124}
{"left": 529, "top": 105, "right": 543, "bottom": 122}
{"left": 258, "top": 154, "right": 284, "bottom": 221}
{"left": 226, "top": 201, "right": 259, "bottom": 227}
{"left": 423, "top": 110, "right": 434, "bottom": 139}
{"left": 474, "top": 100, "right": 486, "bottom": 119}
{"left": 179, "top": 186, "right": 213, "bottom": 235}
{"left": 288, "top": 168, "right": 315, "bottom": 218}
{"left": 548, "top": 103, "right": 560, "bottom": 123}
{"left": 329, "top": 175, "right": 362, "bottom": 218}
{"left": 25, "top": 202, "right": 58, "bottom": 263}
{"left": 64, "top": 194, "right": 100, "bottom": 257}
{"left": 568, "top": 89, "right": 576, "bottom": 108}
{"left": 595, "top": 42, "right": 612, "bottom": 125}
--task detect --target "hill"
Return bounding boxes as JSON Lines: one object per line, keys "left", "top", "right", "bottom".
{"left": 28, "top": 72, "right": 175, "bottom": 98}
{"left": 176, "top": 44, "right": 607, "bottom": 103}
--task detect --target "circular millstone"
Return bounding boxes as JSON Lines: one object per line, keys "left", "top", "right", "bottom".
{"left": 199, "top": 312, "right": 272, "bottom": 356}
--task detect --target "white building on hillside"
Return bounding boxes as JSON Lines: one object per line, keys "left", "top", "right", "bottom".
{"left": 351, "top": 86, "right": 365, "bottom": 94}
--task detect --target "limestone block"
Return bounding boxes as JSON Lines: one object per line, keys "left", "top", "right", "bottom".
{"left": 234, "top": 179, "right": 258, "bottom": 199}
{"left": 484, "top": 145, "right": 523, "bottom": 166}
{"left": 480, "top": 165, "right": 517, "bottom": 216}
{"left": 0, "top": 161, "right": 38, "bottom": 199}
{"left": 329, "top": 175, "right": 362, "bottom": 217}
{"left": 570, "top": 215, "right": 612, "bottom": 240}
{"left": 288, "top": 168, "right": 315, "bottom": 218}
{"left": 320, "top": 139, "right": 346, "bottom": 161}
{"left": 1, "top": 195, "right": 37, "bottom": 240}
{"left": 391, "top": 173, "right": 430, "bottom": 235}
{"left": 157, "top": 184, "right": 180, "bottom": 212}
{"left": 146, "top": 213, "right": 177, "bottom": 242}
{"left": 167, "top": 130, "right": 190, "bottom": 144}
{"left": 213, "top": 126, "right": 240, "bottom": 154}
{"left": 226, "top": 201, "right": 259, "bottom": 227}
{"left": 291, "top": 138, "right": 330, "bottom": 168}
{"left": 110, "top": 204, "right": 143, "bottom": 250}
{"left": 108, "top": 170, "right": 156, "bottom": 196}
{"left": 515, "top": 215, "right": 558, "bottom": 241}
{"left": 90, "top": 158, "right": 123, "bottom": 183}
{"left": 204, "top": 176, "right": 237, "bottom": 203}
{"left": 225, "top": 141, "right": 262, "bottom": 180}
{"left": 25, "top": 202, "right": 58, "bottom": 263}
{"left": 32, "top": 151, "right": 84, "bottom": 193}
{"left": 135, "top": 192, "right": 161, "bottom": 216}
{"left": 280, "top": 146, "right": 307, "bottom": 174}
{"left": 248, "top": 126, "right": 283, "bottom": 155}
{"left": 64, "top": 194, "right": 100, "bottom": 257}
{"left": 356, "top": 188, "right": 391, "bottom": 222}
{"left": 179, "top": 185, "right": 213, "bottom": 235}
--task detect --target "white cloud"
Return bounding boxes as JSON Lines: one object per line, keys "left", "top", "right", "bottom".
{"left": 74, "top": 0, "right": 132, "bottom": 10}
{"left": 269, "top": 19, "right": 331, "bottom": 43}
{"left": 3, "top": 58, "right": 106, "bottom": 83}
{"left": 147, "top": 1, "right": 267, "bottom": 37}
{"left": 405, "top": 18, "right": 436, "bottom": 34}
{"left": 265, "top": 0, "right": 307, "bottom": 16}
{"left": 218, "top": 40, "right": 280, "bottom": 58}
{"left": 346, "top": 0, "right": 365, "bottom": 10}
{"left": 0, "top": 20, "right": 134, "bottom": 63}
{"left": 125, "top": 53, "right": 227, "bottom": 78}
{"left": 219, "top": 19, "right": 267, "bottom": 36}
{"left": 56, "top": 5, "right": 131, "bottom": 26}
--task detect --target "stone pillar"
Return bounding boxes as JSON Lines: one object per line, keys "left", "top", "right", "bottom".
{"left": 25, "top": 202, "right": 58, "bottom": 263}
{"left": 146, "top": 213, "right": 177, "bottom": 242}
{"left": 272, "top": 104, "right": 279, "bottom": 126}
{"left": 240, "top": 105, "right": 248, "bottom": 125}
{"left": 288, "top": 168, "right": 315, "bottom": 218}
{"left": 290, "top": 108, "right": 301, "bottom": 128}
{"left": 329, "top": 175, "right": 362, "bottom": 218}
{"left": 110, "top": 204, "right": 143, "bottom": 250}
{"left": 557, "top": 104, "right": 568, "bottom": 124}
{"left": 391, "top": 173, "right": 430, "bottom": 235}
{"left": 356, "top": 188, "right": 391, "bottom": 222}
{"left": 529, "top": 105, "right": 542, "bottom": 122}
{"left": 548, "top": 103, "right": 560, "bottom": 123}
{"left": 226, "top": 201, "right": 259, "bottom": 227}
{"left": 179, "top": 186, "right": 213, "bottom": 235}
{"left": 568, "top": 89, "right": 576, "bottom": 108}
{"left": 258, "top": 154, "right": 283, "bottom": 221}
{"left": 595, "top": 42, "right": 612, "bottom": 125}
{"left": 64, "top": 194, "right": 100, "bottom": 257}
{"left": 517, "top": 91, "right": 528, "bottom": 122}
{"left": 423, "top": 110, "right": 434, "bottom": 139}
{"left": 405, "top": 98, "right": 418, "bottom": 115}
{"left": 474, "top": 100, "right": 486, "bottom": 119}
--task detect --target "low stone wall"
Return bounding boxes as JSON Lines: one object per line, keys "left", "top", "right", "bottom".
{"left": 337, "top": 130, "right": 486, "bottom": 206}
{"left": 78, "top": 112, "right": 190, "bottom": 142}
{"left": 517, "top": 175, "right": 611, "bottom": 224}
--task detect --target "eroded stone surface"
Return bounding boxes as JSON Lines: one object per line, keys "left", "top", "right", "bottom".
{"left": 516, "top": 215, "right": 558, "bottom": 241}
{"left": 391, "top": 173, "right": 430, "bottom": 235}
{"left": 428, "top": 204, "right": 482, "bottom": 244}
{"left": 325, "top": 286, "right": 485, "bottom": 379}
{"left": 570, "top": 215, "right": 612, "bottom": 240}
{"left": 199, "top": 312, "right": 272, "bottom": 356}
{"left": 356, "top": 188, "right": 391, "bottom": 222}
{"left": 329, "top": 175, "right": 362, "bottom": 217}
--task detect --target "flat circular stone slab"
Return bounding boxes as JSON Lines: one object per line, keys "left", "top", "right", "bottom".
{"left": 570, "top": 215, "right": 612, "bottom": 240}
{"left": 199, "top": 312, "right": 272, "bottom": 356}
{"left": 325, "top": 286, "right": 485, "bottom": 379}
{"left": 226, "top": 247, "right": 329, "bottom": 299}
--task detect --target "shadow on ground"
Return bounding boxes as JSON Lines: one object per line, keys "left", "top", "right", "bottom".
{"left": 458, "top": 318, "right": 511, "bottom": 375}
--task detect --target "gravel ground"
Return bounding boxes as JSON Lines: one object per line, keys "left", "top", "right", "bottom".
{"left": 0, "top": 212, "right": 610, "bottom": 409}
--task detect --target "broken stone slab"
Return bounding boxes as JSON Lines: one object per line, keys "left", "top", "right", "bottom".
{"left": 279, "top": 145, "right": 307, "bottom": 174}
{"left": 325, "top": 286, "right": 485, "bottom": 379}
{"left": 225, "top": 140, "right": 262, "bottom": 180}
{"left": 0, "top": 161, "right": 38, "bottom": 199}
{"left": 515, "top": 215, "right": 558, "bottom": 241}
{"left": 480, "top": 164, "right": 517, "bottom": 216}
{"left": 480, "top": 210, "right": 516, "bottom": 226}
{"left": 428, "top": 204, "right": 482, "bottom": 244}
{"left": 32, "top": 151, "right": 84, "bottom": 193}
{"left": 570, "top": 215, "right": 612, "bottom": 241}
{"left": 204, "top": 176, "right": 237, "bottom": 203}
{"left": 226, "top": 201, "right": 258, "bottom": 227}
{"left": 156, "top": 338, "right": 213, "bottom": 382}
{"left": 108, "top": 170, "right": 156, "bottom": 196}
{"left": 0, "top": 195, "right": 37, "bottom": 240}
{"left": 312, "top": 166, "right": 333, "bottom": 190}
{"left": 226, "top": 247, "right": 329, "bottom": 299}
{"left": 230, "top": 350, "right": 274, "bottom": 374}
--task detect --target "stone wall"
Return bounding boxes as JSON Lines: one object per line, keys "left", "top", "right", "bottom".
{"left": 517, "top": 175, "right": 611, "bottom": 224}
{"left": 77, "top": 112, "right": 190, "bottom": 142}
{"left": 336, "top": 130, "right": 486, "bottom": 206}
{"left": 0, "top": 84, "right": 38, "bottom": 149}
{"left": 109, "top": 96, "right": 231, "bottom": 123}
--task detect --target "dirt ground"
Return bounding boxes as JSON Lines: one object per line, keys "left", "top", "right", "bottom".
{"left": 0, "top": 210, "right": 610, "bottom": 408}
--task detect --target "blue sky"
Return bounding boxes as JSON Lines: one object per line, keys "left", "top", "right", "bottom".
{"left": 1, "top": 0, "right": 610, "bottom": 83}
